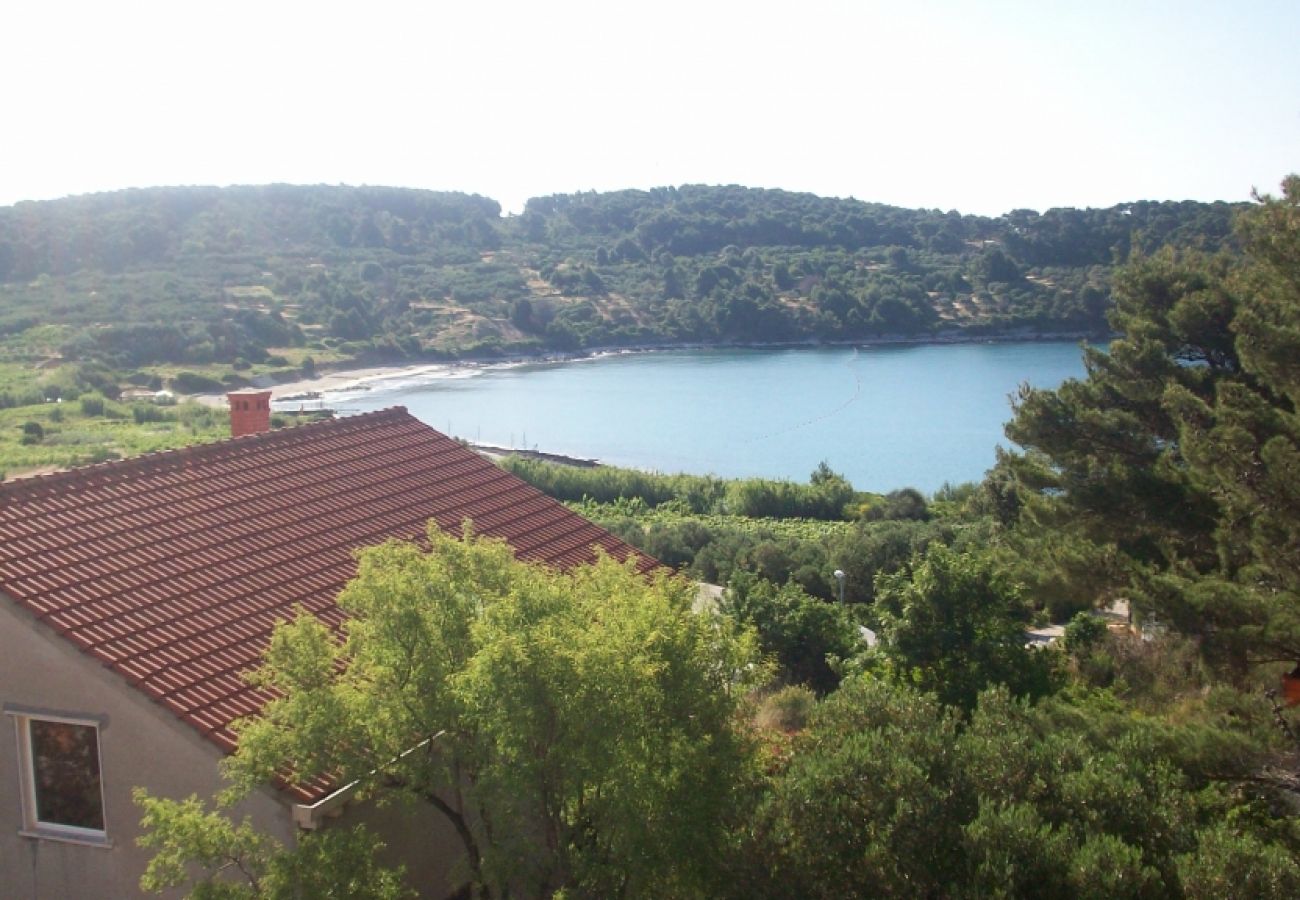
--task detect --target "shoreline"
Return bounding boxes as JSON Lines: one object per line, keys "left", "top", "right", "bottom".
{"left": 193, "top": 330, "right": 1106, "bottom": 409}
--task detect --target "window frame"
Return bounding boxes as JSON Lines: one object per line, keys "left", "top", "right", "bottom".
{"left": 7, "top": 709, "right": 111, "bottom": 847}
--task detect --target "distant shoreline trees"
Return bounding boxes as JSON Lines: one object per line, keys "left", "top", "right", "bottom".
{"left": 0, "top": 183, "right": 1237, "bottom": 376}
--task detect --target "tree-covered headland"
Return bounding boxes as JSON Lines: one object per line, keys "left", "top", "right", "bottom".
{"left": 136, "top": 181, "right": 1300, "bottom": 897}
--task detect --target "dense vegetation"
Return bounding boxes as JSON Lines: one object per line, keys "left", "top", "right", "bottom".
{"left": 1, "top": 184, "right": 1238, "bottom": 375}
{"left": 138, "top": 530, "right": 1300, "bottom": 899}
{"left": 515, "top": 186, "right": 1235, "bottom": 347}
{"left": 499, "top": 455, "right": 977, "bottom": 604}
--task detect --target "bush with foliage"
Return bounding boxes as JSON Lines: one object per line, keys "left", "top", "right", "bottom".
{"left": 722, "top": 573, "right": 859, "bottom": 693}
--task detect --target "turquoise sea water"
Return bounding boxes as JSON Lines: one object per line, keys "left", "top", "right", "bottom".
{"left": 336, "top": 342, "right": 1094, "bottom": 494}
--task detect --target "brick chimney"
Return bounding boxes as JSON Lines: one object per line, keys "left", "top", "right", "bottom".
{"left": 227, "top": 389, "right": 272, "bottom": 438}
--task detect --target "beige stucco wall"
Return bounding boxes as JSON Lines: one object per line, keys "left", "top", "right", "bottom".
{"left": 323, "top": 791, "right": 469, "bottom": 897}
{"left": 0, "top": 596, "right": 295, "bottom": 900}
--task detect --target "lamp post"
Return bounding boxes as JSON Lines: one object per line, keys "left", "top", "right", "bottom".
{"left": 833, "top": 569, "right": 846, "bottom": 605}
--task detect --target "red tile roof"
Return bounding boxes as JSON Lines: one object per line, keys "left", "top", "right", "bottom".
{"left": 0, "top": 408, "right": 657, "bottom": 801}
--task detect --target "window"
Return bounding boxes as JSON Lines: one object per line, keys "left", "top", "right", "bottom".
{"left": 8, "top": 711, "right": 108, "bottom": 844}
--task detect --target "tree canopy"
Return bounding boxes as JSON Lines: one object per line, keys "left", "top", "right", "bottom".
{"left": 1003, "top": 177, "right": 1300, "bottom": 670}
{"left": 739, "top": 675, "right": 1300, "bottom": 900}
{"left": 139, "top": 525, "right": 760, "bottom": 899}
{"left": 873, "top": 546, "right": 1053, "bottom": 711}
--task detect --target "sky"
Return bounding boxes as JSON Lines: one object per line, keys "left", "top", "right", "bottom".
{"left": 3, "top": 0, "right": 1297, "bottom": 216}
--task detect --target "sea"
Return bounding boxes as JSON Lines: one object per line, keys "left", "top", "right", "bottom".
{"left": 317, "top": 342, "right": 1095, "bottom": 494}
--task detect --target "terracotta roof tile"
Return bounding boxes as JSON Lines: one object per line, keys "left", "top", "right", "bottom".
{"left": 0, "top": 408, "right": 657, "bottom": 802}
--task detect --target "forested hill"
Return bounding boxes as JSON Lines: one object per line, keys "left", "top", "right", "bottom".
{"left": 0, "top": 184, "right": 1241, "bottom": 377}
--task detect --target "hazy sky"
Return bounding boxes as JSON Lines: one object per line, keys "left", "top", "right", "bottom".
{"left": 4, "top": 0, "right": 1297, "bottom": 215}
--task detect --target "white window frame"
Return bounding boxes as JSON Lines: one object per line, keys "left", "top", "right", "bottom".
{"left": 7, "top": 709, "right": 111, "bottom": 847}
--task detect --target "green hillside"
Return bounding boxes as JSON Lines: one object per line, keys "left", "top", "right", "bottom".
{"left": 0, "top": 183, "right": 1241, "bottom": 373}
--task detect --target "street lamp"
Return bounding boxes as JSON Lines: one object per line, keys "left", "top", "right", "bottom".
{"left": 833, "top": 569, "right": 846, "bottom": 605}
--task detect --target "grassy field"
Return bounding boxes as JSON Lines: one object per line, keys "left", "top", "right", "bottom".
{"left": 0, "top": 332, "right": 359, "bottom": 480}
{"left": 1, "top": 402, "right": 229, "bottom": 479}
{"left": 0, "top": 376, "right": 230, "bottom": 480}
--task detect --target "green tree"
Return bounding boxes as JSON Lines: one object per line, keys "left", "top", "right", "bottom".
{"left": 862, "top": 487, "right": 929, "bottom": 522}
{"left": 961, "top": 800, "right": 1074, "bottom": 897}
{"left": 1002, "top": 247, "right": 1230, "bottom": 587}
{"left": 772, "top": 261, "right": 795, "bottom": 291}
{"left": 1004, "top": 176, "right": 1300, "bottom": 669}
{"left": 134, "top": 791, "right": 409, "bottom": 899}
{"left": 753, "top": 676, "right": 963, "bottom": 898}
{"left": 721, "top": 573, "right": 858, "bottom": 693}
{"left": 151, "top": 525, "right": 760, "bottom": 899}
{"left": 1061, "top": 610, "right": 1108, "bottom": 653}
{"left": 1161, "top": 177, "right": 1300, "bottom": 663}
{"left": 739, "top": 680, "right": 1295, "bottom": 900}
{"left": 970, "top": 246, "right": 1022, "bottom": 285}
{"left": 873, "top": 546, "right": 1051, "bottom": 711}
{"left": 509, "top": 298, "right": 535, "bottom": 331}
{"left": 1177, "top": 823, "right": 1300, "bottom": 900}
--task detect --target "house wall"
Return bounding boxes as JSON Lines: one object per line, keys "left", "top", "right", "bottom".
{"left": 324, "top": 792, "right": 470, "bottom": 897}
{"left": 0, "top": 597, "right": 295, "bottom": 900}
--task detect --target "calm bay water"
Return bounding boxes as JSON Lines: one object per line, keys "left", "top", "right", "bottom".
{"left": 334, "top": 343, "right": 1093, "bottom": 494}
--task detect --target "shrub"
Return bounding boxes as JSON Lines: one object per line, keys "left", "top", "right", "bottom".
{"left": 133, "top": 404, "right": 168, "bottom": 424}
{"left": 170, "top": 372, "right": 225, "bottom": 394}
{"left": 862, "top": 488, "right": 929, "bottom": 522}
{"left": 755, "top": 685, "right": 817, "bottom": 733}
{"left": 723, "top": 574, "right": 857, "bottom": 694}
{"left": 1062, "top": 612, "right": 1107, "bottom": 652}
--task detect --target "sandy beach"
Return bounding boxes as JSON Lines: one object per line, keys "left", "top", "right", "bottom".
{"left": 191, "top": 347, "right": 671, "bottom": 408}
{"left": 192, "top": 363, "right": 462, "bottom": 408}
